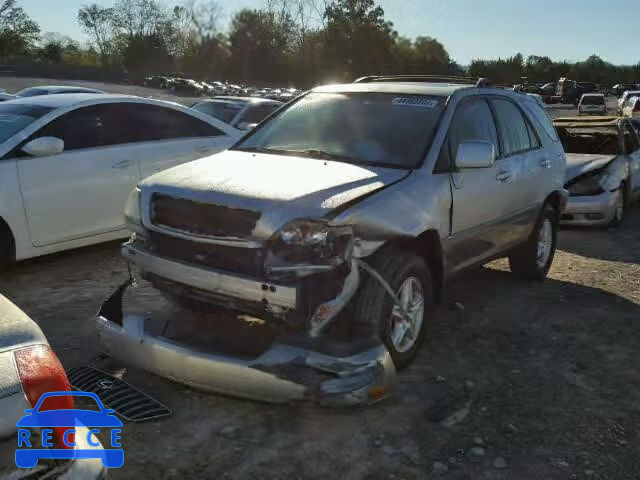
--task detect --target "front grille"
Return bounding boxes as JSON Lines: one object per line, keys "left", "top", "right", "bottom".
{"left": 148, "top": 231, "right": 264, "bottom": 277}
{"left": 151, "top": 193, "right": 260, "bottom": 238}
{"left": 67, "top": 367, "right": 172, "bottom": 422}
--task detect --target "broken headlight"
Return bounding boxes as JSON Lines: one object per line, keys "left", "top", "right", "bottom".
{"left": 567, "top": 170, "right": 608, "bottom": 196}
{"left": 266, "top": 219, "right": 353, "bottom": 273}
{"left": 124, "top": 187, "right": 144, "bottom": 234}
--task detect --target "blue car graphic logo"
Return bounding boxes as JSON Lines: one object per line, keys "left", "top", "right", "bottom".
{"left": 15, "top": 391, "right": 124, "bottom": 469}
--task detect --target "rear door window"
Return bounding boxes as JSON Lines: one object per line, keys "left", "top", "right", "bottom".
{"left": 115, "top": 104, "right": 225, "bottom": 142}
{"left": 523, "top": 100, "right": 558, "bottom": 142}
{"left": 490, "top": 98, "right": 536, "bottom": 156}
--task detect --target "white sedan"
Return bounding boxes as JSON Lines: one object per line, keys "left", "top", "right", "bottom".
{"left": 0, "top": 93, "right": 240, "bottom": 264}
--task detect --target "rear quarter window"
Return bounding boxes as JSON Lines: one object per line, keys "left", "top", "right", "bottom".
{"left": 522, "top": 100, "right": 558, "bottom": 142}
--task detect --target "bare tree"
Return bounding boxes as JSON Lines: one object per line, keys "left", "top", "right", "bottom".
{"left": 183, "top": 0, "right": 221, "bottom": 40}
{"left": 77, "top": 4, "right": 115, "bottom": 65}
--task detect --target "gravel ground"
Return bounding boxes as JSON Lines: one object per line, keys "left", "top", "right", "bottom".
{"left": 0, "top": 78, "right": 637, "bottom": 479}
{"left": 1, "top": 211, "right": 638, "bottom": 480}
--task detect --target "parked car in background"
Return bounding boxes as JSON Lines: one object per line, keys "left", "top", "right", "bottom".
{"left": 15, "top": 86, "right": 105, "bottom": 97}
{"left": 612, "top": 84, "right": 638, "bottom": 96}
{"left": 555, "top": 116, "right": 640, "bottom": 227}
{"left": 0, "top": 294, "right": 106, "bottom": 478}
{"left": 556, "top": 78, "right": 597, "bottom": 105}
{"left": 0, "top": 93, "right": 240, "bottom": 264}
{"left": 101, "top": 76, "right": 566, "bottom": 406}
{"left": 541, "top": 83, "right": 555, "bottom": 95}
{"left": 621, "top": 96, "right": 640, "bottom": 118}
{"left": 144, "top": 75, "right": 169, "bottom": 88}
{"left": 203, "top": 81, "right": 228, "bottom": 95}
{"left": 169, "top": 78, "right": 206, "bottom": 95}
{"left": 616, "top": 90, "right": 640, "bottom": 115}
{"left": 578, "top": 93, "right": 607, "bottom": 115}
{"left": 191, "top": 97, "right": 282, "bottom": 130}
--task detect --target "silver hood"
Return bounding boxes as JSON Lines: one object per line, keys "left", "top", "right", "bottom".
{"left": 139, "top": 150, "right": 410, "bottom": 238}
{"left": 565, "top": 153, "right": 617, "bottom": 182}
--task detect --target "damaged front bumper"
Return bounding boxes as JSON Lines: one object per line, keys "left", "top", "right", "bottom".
{"left": 560, "top": 190, "right": 619, "bottom": 226}
{"left": 93, "top": 282, "right": 396, "bottom": 407}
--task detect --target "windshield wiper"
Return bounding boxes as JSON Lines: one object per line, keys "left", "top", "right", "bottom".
{"left": 296, "top": 149, "right": 361, "bottom": 163}
{"left": 233, "top": 146, "right": 285, "bottom": 154}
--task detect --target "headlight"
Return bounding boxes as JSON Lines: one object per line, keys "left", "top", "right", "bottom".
{"left": 266, "top": 219, "right": 353, "bottom": 274}
{"left": 567, "top": 170, "right": 608, "bottom": 196}
{"left": 124, "top": 187, "right": 144, "bottom": 234}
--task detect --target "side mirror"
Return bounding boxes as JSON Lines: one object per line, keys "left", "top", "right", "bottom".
{"left": 455, "top": 140, "right": 496, "bottom": 169}
{"left": 237, "top": 122, "right": 258, "bottom": 131}
{"left": 22, "top": 137, "right": 64, "bottom": 157}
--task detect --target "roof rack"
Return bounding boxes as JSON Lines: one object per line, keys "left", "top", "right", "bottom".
{"left": 353, "top": 75, "right": 495, "bottom": 88}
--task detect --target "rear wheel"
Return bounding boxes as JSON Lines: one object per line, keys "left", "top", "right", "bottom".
{"left": 351, "top": 247, "right": 434, "bottom": 369}
{"left": 509, "top": 204, "right": 557, "bottom": 281}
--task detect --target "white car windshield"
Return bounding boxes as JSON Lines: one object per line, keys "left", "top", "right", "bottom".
{"left": 0, "top": 104, "right": 54, "bottom": 143}
{"left": 235, "top": 92, "right": 445, "bottom": 168}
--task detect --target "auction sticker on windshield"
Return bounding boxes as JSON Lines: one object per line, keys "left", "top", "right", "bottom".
{"left": 392, "top": 96, "right": 439, "bottom": 108}
{"left": 15, "top": 391, "right": 124, "bottom": 469}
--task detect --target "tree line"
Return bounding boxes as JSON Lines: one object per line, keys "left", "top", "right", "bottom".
{"left": 1, "top": 0, "right": 639, "bottom": 87}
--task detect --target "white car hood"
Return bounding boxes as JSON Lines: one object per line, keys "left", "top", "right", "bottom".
{"left": 565, "top": 153, "right": 617, "bottom": 182}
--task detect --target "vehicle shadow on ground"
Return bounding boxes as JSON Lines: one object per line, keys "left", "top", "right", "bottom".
{"left": 557, "top": 208, "right": 640, "bottom": 264}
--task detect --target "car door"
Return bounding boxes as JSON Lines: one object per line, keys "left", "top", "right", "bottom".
{"left": 17, "top": 104, "right": 140, "bottom": 247}
{"left": 115, "top": 104, "right": 236, "bottom": 179}
{"left": 444, "top": 97, "right": 518, "bottom": 272}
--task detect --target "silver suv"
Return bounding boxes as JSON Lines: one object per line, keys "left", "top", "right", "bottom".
{"left": 96, "top": 76, "right": 567, "bottom": 406}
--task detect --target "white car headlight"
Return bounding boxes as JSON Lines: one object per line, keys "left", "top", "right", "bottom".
{"left": 124, "top": 187, "right": 144, "bottom": 234}
{"left": 567, "top": 170, "right": 608, "bottom": 196}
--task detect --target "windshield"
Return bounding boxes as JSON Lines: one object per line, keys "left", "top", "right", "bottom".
{"left": 15, "top": 88, "right": 49, "bottom": 97}
{"left": 192, "top": 101, "right": 243, "bottom": 124}
{"left": 581, "top": 96, "right": 604, "bottom": 105}
{"left": 234, "top": 92, "right": 445, "bottom": 168}
{"left": 0, "top": 104, "right": 53, "bottom": 142}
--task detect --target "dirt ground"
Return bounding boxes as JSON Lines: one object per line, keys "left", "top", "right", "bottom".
{"left": 1, "top": 78, "right": 637, "bottom": 479}
{"left": 0, "top": 209, "right": 638, "bottom": 480}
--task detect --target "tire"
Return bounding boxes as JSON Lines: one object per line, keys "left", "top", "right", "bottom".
{"left": 351, "top": 247, "right": 434, "bottom": 369}
{"left": 508, "top": 204, "right": 557, "bottom": 281}
{"left": 608, "top": 185, "right": 626, "bottom": 228}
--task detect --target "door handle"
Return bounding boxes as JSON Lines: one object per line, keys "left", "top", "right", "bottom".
{"left": 112, "top": 159, "right": 133, "bottom": 169}
{"left": 539, "top": 157, "right": 551, "bottom": 168}
{"left": 496, "top": 171, "right": 512, "bottom": 183}
{"left": 196, "top": 146, "right": 210, "bottom": 153}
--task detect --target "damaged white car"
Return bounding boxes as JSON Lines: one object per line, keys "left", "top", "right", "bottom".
{"left": 95, "top": 76, "right": 567, "bottom": 406}
{"left": 555, "top": 116, "right": 640, "bottom": 227}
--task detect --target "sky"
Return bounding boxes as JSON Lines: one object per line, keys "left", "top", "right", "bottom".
{"left": 19, "top": 0, "right": 640, "bottom": 66}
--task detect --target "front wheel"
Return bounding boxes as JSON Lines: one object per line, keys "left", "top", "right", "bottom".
{"left": 351, "top": 247, "right": 434, "bottom": 369}
{"left": 509, "top": 204, "right": 557, "bottom": 281}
